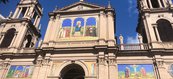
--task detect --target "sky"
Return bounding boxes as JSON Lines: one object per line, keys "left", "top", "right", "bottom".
{"left": 0, "top": 0, "right": 139, "bottom": 44}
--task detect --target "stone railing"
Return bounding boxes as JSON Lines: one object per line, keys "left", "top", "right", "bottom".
{"left": 118, "top": 43, "right": 149, "bottom": 50}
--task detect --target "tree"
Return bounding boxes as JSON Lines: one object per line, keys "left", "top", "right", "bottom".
{"left": 0, "top": 0, "right": 9, "bottom": 4}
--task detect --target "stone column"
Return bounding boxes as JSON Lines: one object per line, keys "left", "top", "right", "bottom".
{"left": 153, "top": 24, "right": 161, "bottom": 42}
{"left": 35, "top": 16, "right": 41, "bottom": 28}
{"left": 34, "top": 15, "right": 39, "bottom": 25}
{"left": 10, "top": 33, "right": 18, "bottom": 48}
{"left": 148, "top": 0, "right": 153, "bottom": 8}
{"left": 142, "top": 0, "right": 149, "bottom": 9}
{"left": 158, "top": 0, "right": 163, "bottom": 8}
{"left": 0, "top": 34, "right": 4, "bottom": 44}
{"left": 12, "top": 7, "right": 20, "bottom": 18}
{"left": 119, "top": 34, "right": 124, "bottom": 50}
{"left": 162, "top": 0, "right": 167, "bottom": 7}
{"left": 24, "top": 7, "right": 30, "bottom": 17}
{"left": 14, "top": 22, "right": 28, "bottom": 48}
{"left": 16, "top": 8, "right": 23, "bottom": 18}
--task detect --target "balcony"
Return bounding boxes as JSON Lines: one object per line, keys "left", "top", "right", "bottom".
{"left": 118, "top": 43, "right": 149, "bottom": 50}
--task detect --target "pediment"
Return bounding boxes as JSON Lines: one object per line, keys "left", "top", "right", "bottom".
{"left": 57, "top": 1, "right": 105, "bottom": 11}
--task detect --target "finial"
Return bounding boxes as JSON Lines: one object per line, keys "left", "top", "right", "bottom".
{"left": 54, "top": 6, "right": 58, "bottom": 11}
{"left": 8, "top": 11, "right": 13, "bottom": 18}
{"left": 108, "top": 0, "right": 112, "bottom": 8}
{"left": 80, "top": 0, "right": 84, "bottom": 2}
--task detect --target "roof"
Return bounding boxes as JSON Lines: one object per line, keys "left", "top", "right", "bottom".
{"left": 56, "top": 1, "right": 106, "bottom": 11}
{"left": 0, "top": 14, "right": 5, "bottom": 20}
{"left": 49, "top": 1, "right": 114, "bottom": 16}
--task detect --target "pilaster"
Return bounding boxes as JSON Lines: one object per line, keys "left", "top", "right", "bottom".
{"left": 99, "top": 11, "right": 107, "bottom": 41}
{"left": 44, "top": 16, "right": 55, "bottom": 44}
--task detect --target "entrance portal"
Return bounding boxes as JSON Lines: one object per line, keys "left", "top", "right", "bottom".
{"left": 60, "top": 64, "right": 85, "bottom": 79}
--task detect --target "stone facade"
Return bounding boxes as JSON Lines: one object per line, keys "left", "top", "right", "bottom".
{"left": 0, "top": 0, "right": 173, "bottom": 79}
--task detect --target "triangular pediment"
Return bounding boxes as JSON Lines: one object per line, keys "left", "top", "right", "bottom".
{"left": 57, "top": 1, "right": 105, "bottom": 11}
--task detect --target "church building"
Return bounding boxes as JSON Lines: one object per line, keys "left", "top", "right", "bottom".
{"left": 0, "top": 0, "right": 173, "bottom": 79}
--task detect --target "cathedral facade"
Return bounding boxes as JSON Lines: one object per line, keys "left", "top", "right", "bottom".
{"left": 0, "top": 0, "right": 173, "bottom": 79}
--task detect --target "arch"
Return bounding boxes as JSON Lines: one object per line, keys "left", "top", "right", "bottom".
{"left": 57, "top": 61, "right": 89, "bottom": 78}
{"left": 60, "top": 64, "right": 85, "bottom": 79}
{"left": 157, "top": 19, "right": 173, "bottom": 42}
{"left": 62, "top": 19, "right": 72, "bottom": 27}
{"left": 0, "top": 28, "right": 16, "bottom": 48}
{"left": 151, "top": 0, "right": 160, "bottom": 8}
{"left": 73, "top": 18, "right": 84, "bottom": 27}
{"left": 86, "top": 17, "right": 96, "bottom": 26}
{"left": 85, "top": 17, "right": 97, "bottom": 36}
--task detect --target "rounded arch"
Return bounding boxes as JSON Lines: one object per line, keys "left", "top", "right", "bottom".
{"left": 62, "top": 19, "right": 72, "bottom": 27}
{"left": 157, "top": 19, "right": 173, "bottom": 42}
{"left": 86, "top": 17, "right": 96, "bottom": 26}
{"left": 73, "top": 17, "right": 84, "bottom": 27}
{"left": 60, "top": 64, "right": 85, "bottom": 79}
{"left": 57, "top": 60, "right": 89, "bottom": 77}
{"left": 0, "top": 28, "right": 16, "bottom": 48}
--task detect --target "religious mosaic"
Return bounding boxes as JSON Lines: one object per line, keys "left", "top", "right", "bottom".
{"left": 86, "top": 62, "right": 97, "bottom": 76}
{"left": 6, "top": 65, "right": 34, "bottom": 78}
{"left": 168, "top": 64, "right": 173, "bottom": 77}
{"left": 58, "top": 17, "right": 97, "bottom": 40}
{"left": 118, "top": 64, "right": 155, "bottom": 79}
{"left": 91, "top": 63, "right": 97, "bottom": 75}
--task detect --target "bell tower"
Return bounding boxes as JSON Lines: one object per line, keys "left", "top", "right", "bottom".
{"left": 0, "top": 0, "right": 42, "bottom": 53}
{"left": 137, "top": 0, "right": 173, "bottom": 49}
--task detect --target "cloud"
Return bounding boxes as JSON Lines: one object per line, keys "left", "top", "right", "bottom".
{"left": 126, "top": 34, "right": 139, "bottom": 44}
{"left": 128, "top": 0, "right": 138, "bottom": 17}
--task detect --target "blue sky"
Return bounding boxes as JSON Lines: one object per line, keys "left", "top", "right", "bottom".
{"left": 0, "top": 0, "right": 139, "bottom": 44}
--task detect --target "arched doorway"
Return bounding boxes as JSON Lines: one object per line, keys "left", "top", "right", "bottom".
{"left": 60, "top": 64, "right": 85, "bottom": 79}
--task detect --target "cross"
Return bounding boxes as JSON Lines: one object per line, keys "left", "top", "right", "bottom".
{"left": 80, "top": 0, "right": 84, "bottom": 1}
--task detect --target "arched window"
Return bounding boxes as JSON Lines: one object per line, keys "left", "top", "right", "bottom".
{"left": 62, "top": 19, "right": 72, "bottom": 27}
{"left": 157, "top": 19, "right": 173, "bottom": 42}
{"left": 59, "top": 19, "right": 72, "bottom": 38}
{"left": 73, "top": 18, "right": 84, "bottom": 36}
{"left": 0, "top": 28, "right": 16, "bottom": 48}
{"left": 151, "top": 0, "right": 160, "bottom": 8}
{"left": 25, "top": 35, "right": 32, "bottom": 48}
{"left": 86, "top": 17, "right": 97, "bottom": 36}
